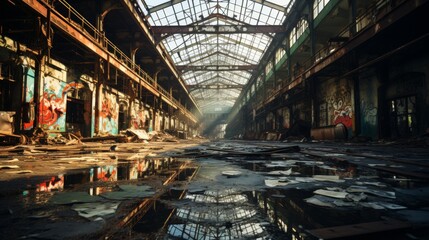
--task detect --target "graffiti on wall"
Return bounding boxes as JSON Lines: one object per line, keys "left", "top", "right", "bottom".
{"left": 332, "top": 99, "right": 353, "bottom": 128}
{"left": 39, "top": 80, "right": 84, "bottom": 131}
{"left": 320, "top": 81, "right": 353, "bottom": 128}
{"left": 130, "top": 103, "right": 146, "bottom": 129}
{"left": 99, "top": 91, "right": 118, "bottom": 134}
{"left": 361, "top": 99, "right": 377, "bottom": 126}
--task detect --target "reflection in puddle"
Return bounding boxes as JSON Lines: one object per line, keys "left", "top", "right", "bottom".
{"left": 135, "top": 189, "right": 289, "bottom": 239}
{"left": 36, "top": 174, "right": 64, "bottom": 192}
{"left": 23, "top": 158, "right": 176, "bottom": 205}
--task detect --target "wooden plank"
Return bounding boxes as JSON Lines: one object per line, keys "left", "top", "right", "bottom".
{"left": 308, "top": 220, "right": 410, "bottom": 239}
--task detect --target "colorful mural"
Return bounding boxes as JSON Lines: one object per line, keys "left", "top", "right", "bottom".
{"left": 38, "top": 79, "right": 83, "bottom": 132}
{"left": 96, "top": 165, "right": 117, "bottom": 181}
{"left": 89, "top": 166, "right": 118, "bottom": 182}
{"left": 99, "top": 90, "right": 119, "bottom": 134}
{"left": 332, "top": 99, "right": 353, "bottom": 128}
{"left": 130, "top": 102, "right": 146, "bottom": 129}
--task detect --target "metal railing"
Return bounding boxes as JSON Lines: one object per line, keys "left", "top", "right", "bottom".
{"left": 41, "top": 0, "right": 196, "bottom": 121}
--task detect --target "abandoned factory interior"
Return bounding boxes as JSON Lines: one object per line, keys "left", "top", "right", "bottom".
{"left": 1, "top": 0, "right": 429, "bottom": 239}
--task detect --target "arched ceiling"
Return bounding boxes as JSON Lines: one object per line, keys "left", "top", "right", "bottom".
{"left": 137, "top": 0, "right": 294, "bottom": 112}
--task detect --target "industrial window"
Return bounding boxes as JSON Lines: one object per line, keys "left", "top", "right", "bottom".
{"left": 313, "top": 0, "right": 330, "bottom": 19}
{"left": 289, "top": 19, "right": 308, "bottom": 47}
{"left": 265, "top": 60, "right": 273, "bottom": 75}
{"left": 257, "top": 76, "right": 263, "bottom": 89}
{"left": 389, "top": 96, "right": 417, "bottom": 137}
{"left": 275, "top": 47, "right": 286, "bottom": 64}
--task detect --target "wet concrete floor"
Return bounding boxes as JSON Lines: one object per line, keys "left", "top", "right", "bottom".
{"left": 1, "top": 139, "right": 429, "bottom": 239}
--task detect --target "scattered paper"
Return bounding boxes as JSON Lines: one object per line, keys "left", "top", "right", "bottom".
{"left": 72, "top": 202, "right": 120, "bottom": 220}
{"left": 5, "top": 158, "right": 19, "bottom": 163}
{"left": 314, "top": 189, "right": 348, "bottom": 199}
{"left": 0, "top": 165, "right": 20, "bottom": 169}
{"left": 313, "top": 175, "right": 345, "bottom": 183}
{"left": 6, "top": 170, "right": 32, "bottom": 174}
{"left": 222, "top": 170, "right": 242, "bottom": 177}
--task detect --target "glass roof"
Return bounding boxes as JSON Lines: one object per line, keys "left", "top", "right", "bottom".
{"left": 139, "top": 0, "right": 295, "bottom": 111}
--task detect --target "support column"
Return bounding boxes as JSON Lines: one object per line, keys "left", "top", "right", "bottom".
{"left": 94, "top": 58, "right": 104, "bottom": 135}
{"left": 94, "top": 59, "right": 103, "bottom": 134}
{"left": 153, "top": 68, "right": 162, "bottom": 89}
{"left": 33, "top": 55, "right": 44, "bottom": 129}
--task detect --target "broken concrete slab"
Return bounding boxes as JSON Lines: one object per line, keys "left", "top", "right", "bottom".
{"left": 126, "top": 129, "right": 149, "bottom": 140}
{"left": 72, "top": 202, "right": 120, "bottom": 220}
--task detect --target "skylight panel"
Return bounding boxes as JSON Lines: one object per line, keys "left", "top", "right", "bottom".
{"left": 142, "top": 0, "right": 293, "bottom": 109}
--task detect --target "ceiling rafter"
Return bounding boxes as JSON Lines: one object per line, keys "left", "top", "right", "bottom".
{"left": 152, "top": 25, "right": 284, "bottom": 34}
{"left": 171, "top": 34, "right": 264, "bottom": 55}
{"left": 177, "top": 64, "right": 257, "bottom": 72}
{"left": 188, "top": 84, "right": 244, "bottom": 90}
{"left": 180, "top": 50, "right": 254, "bottom": 66}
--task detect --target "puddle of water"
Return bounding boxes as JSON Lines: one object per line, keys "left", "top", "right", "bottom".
{"left": 135, "top": 189, "right": 289, "bottom": 239}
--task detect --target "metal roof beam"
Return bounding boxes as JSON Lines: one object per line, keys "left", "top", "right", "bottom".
{"left": 188, "top": 84, "right": 244, "bottom": 89}
{"left": 171, "top": 34, "right": 263, "bottom": 55}
{"left": 152, "top": 25, "right": 285, "bottom": 34}
{"left": 183, "top": 51, "right": 254, "bottom": 65}
{"left": 195, "top": 97, "right": 238, "bottom": 101}
{"left": 177, "top": 65, "right": 257, "bottom": 72}
{"left": 187, "top": 75, "right": 244, "bottom": 87}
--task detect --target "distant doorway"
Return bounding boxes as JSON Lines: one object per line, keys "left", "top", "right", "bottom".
{"left": 118, "top": 103, "right": 128, "bottom": 131}
{"left": 388, "top": 95, "right": 417, "bottom": 138}
{"left": 66, "top": 97, "right": 85, "bottom": 134}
